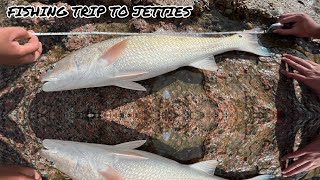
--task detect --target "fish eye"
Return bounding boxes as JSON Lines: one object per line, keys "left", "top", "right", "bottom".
{"left": 238, "top": 35, "right": 243, "bottom": 38}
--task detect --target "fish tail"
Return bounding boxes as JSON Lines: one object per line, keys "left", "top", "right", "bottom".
{"left": 236, "top": 33, "right": 272, "bottom": 57}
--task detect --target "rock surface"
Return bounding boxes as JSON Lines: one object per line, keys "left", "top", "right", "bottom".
{"left": 0, "top": 0, "right": 319, "bottom": 179}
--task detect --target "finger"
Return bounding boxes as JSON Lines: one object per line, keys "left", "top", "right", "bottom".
{"left": 16, "top": 167, "right": 38, "bottom": 177}
{"left": 279, "top": 15, "right": 301, "bottom": 24}
{"left": 281, "top": 150, "right": 308, "bottom": 161}
{"left": 34, "top": 51, "right": 41, "bottom": 62}
{"left": 16, "top": 54, "right": 36, "bottom": 65}
{"left": 38, "top": 42, "right": 43, "bottom": 54}
{"left": 307, "top": 60, "right": 319, "bottom": 66}
{"left": 279, "top": 13, "right": 296, "bottom": 20}
{"left": 282, "top": 161, "right": 313, "bottom": 177}
{"left": 34, "top": 171, "right": 42, "bottom": 180}
{"left": 273, "top": 28, "right": 297, "bottom": 36}
{"left": 34, "top": 42, "right": 43, "bottom": 61}
{"left": 15, "top": 166, "right": 42, "bottom": 180}
{"left": 1, "top": 177, "right": 33, "bottom": 180}
{"left": 8, "top": 27, "right": 31, "bottom": 41}
{"left": 281, "top": 72, "right": 307, "bottom": 82}
{"left": 282, "top": 57, "right": 310, "bottom": 75}
{"left": 16, "top": 35, "right": 40, "bottom": 57}
{"left": 283, "top": 54, "right": 313, "bottom": 69}
{"left": 17, "top": 175, "right": 34, "bottom": 180}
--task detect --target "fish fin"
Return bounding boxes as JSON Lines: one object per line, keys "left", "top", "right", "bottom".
{"left": 114, "top": 140, "right": 147, "bottom": 149}
{"left": 245, "top": 175, "right": 273, "bottom": 180}
{"left": 114, "top": 81, "right": 147, "bottom": 91}
{"left": 189, "top": 160, "right": 218, "bottom": 175}
{"left": 113, "top": 150, "right": 148, "bottom": 159}
{"left": 235, "top": 33, "right": 272, "bottom": 57}
{"left": 100, "top": 40, "right": 129, "bottom": 65}
{"left": 100, "top": 166, "right": 124, "bottom": 180}
{"left": 189, "top": 56, "right": 218, "bottom": 71}
{"left": 113, "top": 72, "right": 148, "bottom": 81}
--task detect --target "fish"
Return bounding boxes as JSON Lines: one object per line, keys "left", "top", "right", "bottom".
{"left": 42, "top": 33, "right": 272, "bottom": 92}
{"left": 41, "top": 139, "right": 273, "bottom": 180}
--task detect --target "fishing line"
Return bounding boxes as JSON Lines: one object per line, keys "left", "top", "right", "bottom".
{"left": 33, "top": 30, "right": 266, "bottom": 36}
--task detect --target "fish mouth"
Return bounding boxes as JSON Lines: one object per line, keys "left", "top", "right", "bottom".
{"left": 41, "top": 76, "right": 75, "bottom": 92}
{"left": 42, "top": 139, "right": 68, "bottom": 150}
{"left": 42, "top": 139, "right": 60, "bottom": 152}
{"left": 41, "top": 77, "right": 59, "bottom": 83}
{"left": 41, "top": 140, "right": 59, "bottom": 164}
{"left": 41, "top": 71, "right": 63, "bottom": 92}
{"left": 42, "top": 81, "right": 62, "bottom": 92}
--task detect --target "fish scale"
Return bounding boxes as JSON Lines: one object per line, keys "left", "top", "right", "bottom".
{"left": 41, "top": 139, "right": 272, "bottom": 180}
{"left": 42, "top": 33, "right": 271, "bottom": 92}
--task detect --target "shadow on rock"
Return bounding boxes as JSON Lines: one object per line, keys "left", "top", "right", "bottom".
{"left": 144, "top": 138, "right": 204, "bottom": 164}
{"left": 275, "top": 61, "right": 320, "bottom": 179}
{"left": 146, "top": 67, "right": 204, "bottom": 93}
{"left": 0, "top": 87, "right": 26, "bottom": 143}
{"left": 298, "top": 85, "right": 320, "bottom": 148}
{"left": 214, "top": 167, "right": 263, "bottom": 180}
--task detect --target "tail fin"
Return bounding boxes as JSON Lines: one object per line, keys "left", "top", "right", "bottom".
{"left": 235, "top": 32, "right": 272, "bottom": 57}
{"left": 246, "top": 175, "right": 274, "bottom": 180}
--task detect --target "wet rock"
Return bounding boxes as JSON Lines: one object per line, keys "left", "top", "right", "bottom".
{"left": 152, "top": 130, "right": 205, "bottom": 162}
{"left": 130, "top": 19, "right": 152, "bottom": 32}
{"left": 240, "top": 0, "right": 318, "bottom": 23}
{"left": 0, "top": 0, "right": 320, "bottom": 179}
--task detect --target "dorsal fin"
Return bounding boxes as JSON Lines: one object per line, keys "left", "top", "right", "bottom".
{"left": 100, "top": 166, "right": 124, "bottom": 180}
{"left": 189, "top": 160, "right": 218, "bottom": 175}
{"left": 114, "top": 140, "right": 146, "bottom": 150}
{"left": 113, "top": 150, "right": 148, "bottom": 159}
{"left": 100, "top": 40, "right": 129, "bottom": 65}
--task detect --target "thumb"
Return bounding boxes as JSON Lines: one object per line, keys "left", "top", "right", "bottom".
{"left": 9, "top": 27, "right": 31, "bottom": 41}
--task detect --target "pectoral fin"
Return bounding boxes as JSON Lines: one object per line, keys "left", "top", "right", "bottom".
{"left": 100, "top": 40, "right": 129, "bottom": 65}
{"left": 113, "top": 72, "right": 148, "bottom": 81}
{"left": 189, "top": 56, "right": 218, "bottom": 71}
{"left": 100, "top": 166, "right": 124, "bottom": 180}
{"left": 189, "top": 160, "right": 218, "bottom": 175}
{"left": 113, "top": 150, "right": 148, "bottom": 160}
{"left": 114, "top": 81, "right": 147, "bottom": 91}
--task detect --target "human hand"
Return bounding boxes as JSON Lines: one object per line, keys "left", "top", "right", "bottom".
{"left": 281, "top": 137, "right": 320, "bottom": 177}
{"left": 0, "top": 166, "right": 42, "bottom": 180}
{"left": 0, "top": 27, "right": 42, "bottom": 66}
{"left": 273, "top": 13, "right": 320, "bottom": 38}
{"left": 280, "top": 54, "right": 320, "bottom": 96}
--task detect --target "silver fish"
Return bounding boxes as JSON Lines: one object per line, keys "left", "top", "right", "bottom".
{"left": 42, "top": 33, "right": 271, "bottom": 92}
{"left": 41, "top": 139, "right": 273, "bottom": 180}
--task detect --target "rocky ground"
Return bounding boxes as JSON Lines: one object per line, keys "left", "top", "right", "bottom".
{"left": 0, "top": 0, "right": 320, "bottom": 179}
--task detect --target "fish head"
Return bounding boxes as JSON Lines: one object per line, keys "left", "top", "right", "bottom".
{"left": 41, "top": 50, "right": 106, "bottom": 92}
{"left": 41, "top": 140, "right": 83, "bottom": 170}
{"left": 41, "top": 139, "right": 109, "bottom": 179}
